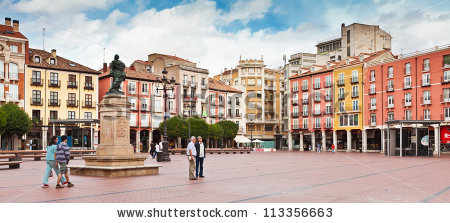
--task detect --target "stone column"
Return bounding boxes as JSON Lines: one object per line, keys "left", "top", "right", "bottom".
{"left": 381, "top": 128, "right": 385, "bottom": 154}
{"left": 362, "top": 129, "right": 367, "bottom": 152}
{"left": 136, "top": 130, "right": 141, "bottom": 153}
{"left": 288, "top": 132, "right": 293, "bottom": 151}
{"left": 178, "top": 137, "right": 182, "bottom": 149}
{"left": 346, "top": 130, "right": 352, "bottom": 152}
{"left": 311, "top": 131, "right": 316, "bottom": 151}
{"left": 42, "top": 127, "right": 48, "bottom": 150}
{"left": 333, "top": 131, "right": 337, "bottom": 149}
{"left": 434, "top": 125, "right": 440, "bottom": 155}
{"left": 299, "top": 132, "right": 304, "bottom": 151}
{"left": 94, "top": 130, "right": 99, "bottom": 149}
{"left": 322, "top": 131, "right": 326, "bottom": 151}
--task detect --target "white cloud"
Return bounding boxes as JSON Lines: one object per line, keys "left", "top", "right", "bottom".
{"left": 13, "top": 0, "right": 123, "bottom": 14}
{"left": 219, "top": 0, "right": 272, "bottom": 25}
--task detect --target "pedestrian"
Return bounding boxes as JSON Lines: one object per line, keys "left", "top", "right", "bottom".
{"left": 195, "top": 136, "right": 206, "bottom": 178}
{"left": 317, "top": 143, "right": 321, "bottom": 153}
{"left": 308, "top": 145, "right": 312, "bottom": 151}
{"left": 153, "top": 141, "right": 159, "bottom": 159}
{"left": 55, "top": 135, "right": 74, "bottom": 189}
{"left": 150, "top": 141, "right": 155, "bottom": 158}
{"left": 42, "top": 136, "right": 67, "bottom": 188}
{"left": 331, "top": 144, "right": 335, "bottom": 153}
{"left": 139, "top": 142, "right": 143, "bottom": 153}
{"left": 186, "top": 136, "right": 197, "bottom": 180}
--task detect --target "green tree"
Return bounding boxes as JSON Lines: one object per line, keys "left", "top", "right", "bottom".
{"left": 0, "top": 103, "right": 32, "bottom": 137}
{"left": 159, "top": 116, "right": 188, "bottom": 140}
{"left": 218, "top": 120, "right": 239, "bottom": 140}
{"left": 186, "top": 117, "right": 209, "bottom": 138}
{"left": 208, "top": 123, "right": 222, "bottom": 140}
{"left": 0, "top": 110, "right": 6, "bottom": 135}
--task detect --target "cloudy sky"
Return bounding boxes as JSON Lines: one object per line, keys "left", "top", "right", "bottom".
{"left": 1, "top": 0, "right": 450, "bottom": 75}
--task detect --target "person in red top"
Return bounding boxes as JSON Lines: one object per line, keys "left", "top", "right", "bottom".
{"left": 331, "top": 144, "right": 335, "bottom": 153}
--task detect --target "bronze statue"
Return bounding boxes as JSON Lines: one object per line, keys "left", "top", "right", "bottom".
{"left": 107, "top": 54, "right": 127, "bottom": 95}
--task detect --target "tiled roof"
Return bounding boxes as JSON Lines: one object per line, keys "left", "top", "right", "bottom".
{"left": 0, "top": 24, "right": 27, "bottom": 39}
{"left": 149, "top": 53, "right": 192, "bottom": 63}
{"left": 208, "top": 78, "right": 242, "bottom": 93}
{"left": 133, "top": 60, "right": 152, "bottom": 66}
{"left": 219, "top": 68, "right": 238, "bottom": 75}
{"left": 28, "top": 48, "right": 100, "bottom": 74}
{"left": 99, "top": 67, "right": 161, "bottom": 81}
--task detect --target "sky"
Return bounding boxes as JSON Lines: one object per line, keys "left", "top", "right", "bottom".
{"left": 1, "top": 0, "right": 450, "bottom": 75}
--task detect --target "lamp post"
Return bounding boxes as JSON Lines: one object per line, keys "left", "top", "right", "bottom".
{"left": 248, "top": 119, "right": 255, "bottom": 149}
{"left": 221, "top": 126, "right": 224, "bottom": 149}
{"left": 155, "top": 69, "right": 176, "bottom": 162}
{"left": 184, "top": 101, "right": 195, "bottom": 138}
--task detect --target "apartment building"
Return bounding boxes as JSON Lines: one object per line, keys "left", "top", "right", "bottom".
{"left": 364, "top": 45, "right": 450, "bottom": 156}
{"left": 98, "top": 64, "right": 170, "bottom": 151}
{"left": 0, "top": 17, "right": 28, "bottom": 150}
{"left": 207, "top": 77, "right": 243, "bottom": 128}
{"left": 26, "top": 48, "right": 100, "bottom": 150}
{"left": 214, "top": 58, "right": 287, "bottom": 148}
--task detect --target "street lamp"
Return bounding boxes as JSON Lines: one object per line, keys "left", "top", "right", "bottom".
{"left": 248, "top": 119, "right": 255, "bottom": 149}
{"left": 155, "top": 68, "right": 176, "bottom": 162}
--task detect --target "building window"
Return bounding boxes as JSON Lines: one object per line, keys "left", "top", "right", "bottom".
{"left": 338, "top": 73, "right": 344, "bottom": 85}
{"left": 445, "top": 108, "right": 450, "bottom": 121}
{"left": 422, "top": 73, "right": 430, "bottom": 86}
{"left": 293, "top": 93, "right": 298, "bottom": 104}
{"left": 50, "top": 92, "right": 58, "bottom": 105}
{"left": 201, "top": 78, "right": 206, "bottom": 87}
{"left": 32, "top": 71, "right": 41, "bottom": 84}
{"left": 370, "top": 114, "right": 376, "bottom": 125}
{"left": 423, "top": 90, "right": 431, "bottom": 104}
{"left": 388, "top": 112, "right": 394, "bottom": 121}
{"left": 405, "top": 110, "right": 412, "bottom": 120}
{"left": 10, "top": 45, "right": 18, "bottom": 53}
{"left": 247, "top": 79, "right": 255, "bottom": 86}
{"left": 339, "top": 87, "right": 344, "bottom": 99}
{"left": 325, "top": 88, "right": 331, "bottom": 100}
{"left": 326, "top": 117, "right": 332, "bottom": 128}
{"left": 32, "top": 90, "right": 41, "bottom": 104}
{"left": 68, "top": 93, "right": 76, "bottom": 106}
{"left": 423, "top": 58, "right": 430, "bottom": 71}
{"left": 351, "top": 70, "right": 358, "bottom": 82}
{"left": 183, "top": 75, "right": 188, "bottom": 85}
{"left": 129, "top": 97, "right": 137, "bottom": 110}
{"left": 444, "top": 88, "right": 450, "bottom": 102}
{"left": 32, "top": 110, "right": 41, "bottom": 122}
{"left": 404, "top": 77, "right": 411, "bottom": 89}
{"left": 339, "top": 114, "right": 359, "bottom": 127}
{"left": 50, "top": 58, "right": 56, "bottom": 65}
{"left": 314, "top": 104, "right": 320, "bottom": 115}
{"left": 8, "top": 63, "right": 18, "bottom": 80}
{"left": 352, "top": 85, "right": 358, "bottom": 97}
{"left": 257, "top": 79, "right": 262, "bottom": 86}
{"left": 50, "top": 111, "right": 58, "bottom": 120}
{"left": 404, "top": 93, "right": 412, "bottom": 106}
{"left": 50, "top": 72, "right": 58, "bottom": 86}
{"left": 303, "top": 118, "right": 308, "bottom": 129}
{"left": 293, "top": 82, "right": 298, "bottom": 91}
{"left": 141, "top": 99, "right": 149, "bottom": 111}
{"left": 235, "top": 109, "right": 240, "bottom": 116}
{"left": 326, "top": 76, "right": 331, "bottom": 87}
{"left": 405, "top": 63, "right": 411, "bottom": 75}
{"left": 303, "top": 105, "right": 308, "bottom": 116}
{"left": 388, "top": 95, "right": 394, "bottom": 108}
{"left": 84, "top": 112, "right": 92, "bottom": 119}
{"left": 423, "top": 109, "right": 430, "bottom": 120}
{"left": 314, "top": 118, "right": 321, "bottom": 128}
{"left": 370, "top": 70, "right": 375, "bottom": 81}
{"left": 293, "top": 119, "right": 298, "bottom": 129}
{"left": 128, "top": 82, "right": 136, "bottom": 94}
{"left": 85, "top": 76, "right": 93, "bottom": 89}
{"left": 353, "top": 100, "right": 359, "bottom": 111}
{"left": 326, "top": 104, "right": 331, "bottom": 114}
{"left": 339, "top": 101, "right": 345, "bottom": 112}
{"left": 85, "top": 94, "right": 92, "bottom": 107}
{"left": 130, "top": 114, "right": 137, "bottom": 126}
{"left": 68, "top": 111, "right": 75, "bottom": 119}
{"left": 141, "top": 114, "right": 149, "bottom": 127}
{"left": 314, "top": 77, "right": 320, "bottom": 88}
{"left": 369, "top": 83, "right": 375, "bottom": 94}
{"left": 68, "top": 74, "right": 77, "bottom": 87}
{"left": 388, "top": 66, "right": 393, "bottom": 78}
{"left": 314, "top": 90, "right": 320, "bottom": 102}
{"left": 302, "top": 80, "right": 308, "bottom": 90}
{"left": 34, "top": 56, "right": 40, "bottom": 63}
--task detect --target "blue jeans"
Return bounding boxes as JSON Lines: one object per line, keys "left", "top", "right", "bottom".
{"left": 195, "top": 157, "right": 204, "bottom": 177}
{"left": 43, "top": 160, "right": 66, "bottom": 184}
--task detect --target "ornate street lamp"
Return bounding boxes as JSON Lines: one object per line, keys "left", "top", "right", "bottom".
{"left": 248, "top": 119, "right": 255, "bottom": 149}
{"left": 155, "top": 69, "right": 176, "bottom": 162}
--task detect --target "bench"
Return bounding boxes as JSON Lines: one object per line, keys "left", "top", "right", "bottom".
{"left": 19, "top": 154, "right": 46, "bottom": 161}
{"left": 0, "top": 161, "right": 23, "bottom": 169}
{"left": 169, "top": 149, "right": 251, "bottom": 155}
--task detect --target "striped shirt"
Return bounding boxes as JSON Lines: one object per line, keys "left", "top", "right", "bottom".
{"left": 56, "top": 142, "right": 70, "bottom": 164}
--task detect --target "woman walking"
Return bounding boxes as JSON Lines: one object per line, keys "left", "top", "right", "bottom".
{"left": 42, "top": 136, "right": 66, "bottom": 188}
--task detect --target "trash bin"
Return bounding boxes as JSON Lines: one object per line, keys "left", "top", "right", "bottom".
{"left": 156, "top": 151, "right": 163, "bottom": 162}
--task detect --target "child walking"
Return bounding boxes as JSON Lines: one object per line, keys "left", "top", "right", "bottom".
{"left": 56, "top": 135, "right": 74, "bottom": 189}
{"left": 42, "top": 136, "right": 67, "bottom": 188}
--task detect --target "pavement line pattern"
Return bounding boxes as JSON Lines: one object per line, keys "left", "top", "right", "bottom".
{"left": 420, "top": 186, "right": 450, "bottom": 203}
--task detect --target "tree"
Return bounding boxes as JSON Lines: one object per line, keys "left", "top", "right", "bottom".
{"left": 0, "top": 103, "right": 32, "bottom": 137}
{"left": 186, "top": 117, "right": 209, "bottom": 138}
{"left": 158, "top": 116, "right": 188, "bottom": 140}
{"left": 0, "top": 110, "right": 6, "bottom": 135}
{"left": 208, "top": 123, "right": 222, "bottom": 148}
{"left": 218, "top": 120, "right": 239, "bottom": 140}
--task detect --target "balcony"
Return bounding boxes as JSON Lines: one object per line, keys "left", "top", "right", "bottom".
{"left": 48, "top": 80, "right": 61, "bottom": 88}
{"left": 291, "top": 100, "right": 298, "bottom": 105}
{"left": 369, "top": 90, "right": 376, "bottom": 95}
{"left": 338, "top": 94, "right": 345, "bottom": 100}
{"left": 351, "top": 76, "right": 359, "bottom": 84}
{"left": 313, "top": 83, "right": 321, "bottom": 89}
{"left": 314, "top": 97, "right": 320, "bottom": 102}
{"left": 30, "top": 98, "right": 43, "bottom": 106}
{"left": 386, "top": 86, "right": 394, "bottom": 92}
{"left": 302, "top": 112, "right": 309, "bottom": 117}
{"left": 441, "top": 114, "right": 450, "bottom": 121}
{"left": 313, "top": 110, "right": 321, "bottom": 116}
{"left": 201, "top": 83, "right": 208, "bottom": 89}
{"left": 367, "top": 119, "right": 377, "bottom": 126}
{"left": 302, "top": 99, "right": 309, "bottom": 104}
{"left": 301, "top": 85, "right": 308, "bottom": 91}
{"left": 422, "top": 79, "right": 431, "bottom": 87}
{"left": 218, "top": 101, "right": 224, "bottom": 107}
{"left": 82, "top": 101, "right": 95, "bottom": 108}
{"left": 293, "top": 125, "right": 299, "bottom": 130}
{"left": 191, "top": 81, "right": 197, "bottom": 88}
{"left": 265, "top": 85, "right": 276, "bottom": 90}
{"left": 386, "top": 100, "right": 394, "bottom": 109}
{"left": 30, "top": 78, "right": 43, "bottom": 86}
{"left": 291, "top": 88, "right": 298, "bottom": 93}
{"left": 351, "top": 93, "right": 359, "bottom": 98}
{"left": 441, "top": 95, "right": 450, "bottom": 103}
{"left": 183, "top": 96, "right": 191, "bottom": 102}
{"left": 67, "top": 100, "right": 78, "bottom": 107}
{"left": 32, "top": 118, "right": 43, "bottom": 125}
{"left": 368, "top": 104, "right": 376, "bottom": 111}
{"left": 67, "top": 81, "right": 78, "bottom": 89}
{"left": 337, "top": 80, "right": 345, "bottom": 86}
{"left": 84, "top": 83, "right": 94, "bottom": 90}
{"left": 421, "top": 96, "right": 431, "bottom": 105}
{"left": 442, "top": 76, "right": 450, "bottom": 84}
{"left": 183, "top": 81, "right": 189, "bottom": 87}
{"left": 443, "top": 61, "right": 450, "bottom": 69}
{"left": 422, "top": 63, "right": 430, "bottom": 72}
{"left": 48, "top": 99, "right": 61, "bottom": 107}
{"left": 291, "top": 113, "right": 299, "bottom": 118}
{"left": 420, "top": 115, "right": 431, "bottom": 121}
{"left": 324, "top": 81, "right": 332, "bottom": 88}
{"left": 403, "top": 99, "right": 412, "bottom": 107}
{"left": 210, "top": 113, "right": 217, "bottom": 118}
{"left": 313, "top": 124, "right": 321, "bottom": 129}
{"left": 325, "top": 96, "right": 332, "bottom": 101}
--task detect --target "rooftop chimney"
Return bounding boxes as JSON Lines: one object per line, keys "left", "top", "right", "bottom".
{"left": 5, "top": 17, "right": 11, "bottom": 26}
{"left": 51, "top": 49, "right": 56, "bottom": 57}
{"left": 103, "top": 63, "right": 107, "bottom": 73}
{"left": 12, "top": 20, "right": 19, "bottom": 32}
{"left": 130, "top": 65, "right": 135, "bottom": 71}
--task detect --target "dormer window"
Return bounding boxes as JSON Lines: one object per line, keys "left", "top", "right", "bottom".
{"left": 311, "top": 67, "right": 315, "bottom": 72}
{"left": 34, "top": 56, "right": 40, "bottom": 63}
{"left": 346, "top": 58, "right": 350, "bottom": 64}
{"left": 50, "top": 58, "right": 56, "bottom": 65}
{"left": 359, "top": 55, "right": 364, "bottom": 62}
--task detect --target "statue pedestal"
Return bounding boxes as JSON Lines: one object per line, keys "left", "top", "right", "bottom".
{"left": 69, "top": 94, "right": 160, "bottom": 177}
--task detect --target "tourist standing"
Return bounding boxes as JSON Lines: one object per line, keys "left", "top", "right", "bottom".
{"left": 308, "top": 145, "right": 312, "bottom": 151}
{"left": 331, "top": 144, "right": 335, "bottom": 153}
{"left": 42, "top": 136, "right": 66, "bottom": 188}
{"left": 195, "top": 136, "right": 206, "bottom": 178}
{"left": 317, "top": 143, "right": 321, "bottom": 153}
{"left": 150, "top": 141, "right": 155, "bottom": 158}
{"left": 55, "top": 135, "right": 74, "bottom": 189}
{"left": 186, "top": 136, "right": 197, "bottom": 180}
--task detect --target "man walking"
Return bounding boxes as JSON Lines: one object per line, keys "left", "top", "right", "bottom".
{"left": 186, "top": 136, "right": 197, "bottom": 180}
{"left": 195, "top": 136, "right": 206, "bottom": 178}
{"left": 55, "top": 135, "right": 74, "bottom": 188}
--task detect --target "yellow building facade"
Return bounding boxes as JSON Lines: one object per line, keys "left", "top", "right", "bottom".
{"left": 25, "top": 48, "right": 100, "bottom": 149}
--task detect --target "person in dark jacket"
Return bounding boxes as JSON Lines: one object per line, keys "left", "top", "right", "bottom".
{"left": 194, "top": 136, "right": 206, "bottom": 178}
{"left": 150, "top": 142, "right": 155, "bottom": 158}
{"left": 56, "top": 135, "right": 74, "bottom": 188}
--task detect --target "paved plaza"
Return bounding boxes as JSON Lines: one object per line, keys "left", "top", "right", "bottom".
{"left": 1, "top": 151, "right": 450, "bottom": 203}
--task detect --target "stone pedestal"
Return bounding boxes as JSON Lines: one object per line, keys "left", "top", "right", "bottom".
{"left": 69, "top": 94, "right": 160, "bottom": 177}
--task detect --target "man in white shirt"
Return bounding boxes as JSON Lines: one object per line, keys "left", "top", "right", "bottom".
{"left": 195, "top": 136, "right": 206, "bottom": 178}
{"left": 186, "top": 136, "right": 197, "bottom": 180}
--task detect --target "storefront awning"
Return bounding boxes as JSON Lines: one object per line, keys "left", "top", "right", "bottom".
{"left": 49, "top": 119, "right": 100, "bottom": 125}
{"left": 234, "top": 135, "right": 251, "bottom": 143}
{"left": 385, "top": 120, "right": 442, "bottom": 125}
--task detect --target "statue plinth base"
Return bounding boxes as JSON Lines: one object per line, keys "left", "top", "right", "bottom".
{"left": 69, "top": 94, "right": 161, "bottom": 177}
